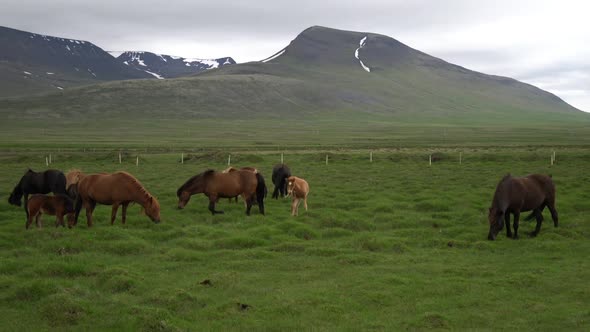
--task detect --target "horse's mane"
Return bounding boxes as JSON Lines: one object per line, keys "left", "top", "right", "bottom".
{"left": 115, "top": 171, "right": 157, "bottom": 205}
{"left": 176, "top": 169, "right": 215, "bottom": 196}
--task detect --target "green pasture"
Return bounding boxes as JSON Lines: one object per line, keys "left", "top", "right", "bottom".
{"left": 0, "top": 149, "right": 589, "bottom": 330}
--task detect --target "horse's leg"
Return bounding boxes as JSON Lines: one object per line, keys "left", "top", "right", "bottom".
{"left": 504, "top": 211, "right": 512, "bottom": 238}
{"left": 85, "top": 200, "right": 96, "bottom": 227}
{"left": 23, "top": 193, "right": 29, "bottom": 220}
{"left": 530, "top": 209, "right": 544, "bottom": 237}
{"left": 303, "top": 195, "right": 308, "bottom": 211}
{"left": 245, "top": 195, "right": 253, "bottom": 216}
{"left": 547, "top": 203, "right": 559, "bottom": 228}
{"left": 291, "top": 198, "right": 298, "bottom": 216}
{"left": 121, "top": 203, "right": 129, "bottom": 224}
{"left": 26, "top": 211, "right": 34, "bottom": 229}
{"left": 74, "top": 197, "right": 83, "bottom": 226}
{"left": 208, "top": 195, "right": 223, "bottom": 214}
{"left": 512, "top": 211, "right": 520, "bottom": 239}
{"left": 272, "top": 186, "right": 279, "bottom": 199}
{"left": 36, "top": 213, "right": 42, "bottom": 228}
{"left": 110, "top": 203, "right": 120, "bottom": 225}
{"left": 56, "top": 213, "right": 63, "bottom": 227}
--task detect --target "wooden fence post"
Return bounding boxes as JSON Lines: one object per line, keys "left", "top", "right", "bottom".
{"left": 281, "top": 153, "right": 284, "bottom": 164}
{"left": 136, "top": 156, "right": 139, "bottom": 167}
{"left": 459, "top": 152, "right": 462, "bottom": 164}
{"left": 429, "top": 154, "right": 432, "bottom": 166}
{"left": 370, "top": 151, "right": 373, "bottom": 163}
{"left": 228, "top": 155, "right": 231, "bottom": 166}
{"left": 325, "top": 155, "right": 329, "bottom": 165}
{"left": 45, "top": 156, "right": 49, "bottom": 166}
{"left": 181, "top": 153, "right": 184, "bottom": 164}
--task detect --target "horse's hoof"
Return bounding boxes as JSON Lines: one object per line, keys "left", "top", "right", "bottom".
{"left": 512, "top": 235, "right": 519, "bottom": 240}
{"left": 528, "top": 232, "right": 537, "bottom": 237}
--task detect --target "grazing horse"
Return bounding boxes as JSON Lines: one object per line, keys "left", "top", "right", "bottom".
{"left": 74, "top": 171, "right": 161, "bottom": 227}
{"left": 272, "top": 164, "right": 291, "bottom": 199}
{"left": 8, "top": 169, "right": 68, "bottom": 218}
{"left": 488, "top": 174, "right": 558, "bottom": 240}
{"left": 26, "top": 194, "right": 75, "bottom": 229}
{"left": 222, "top": 167, "right": 259, "bottom": 203}
{"left": 177, "top": 169, "right": 266, "bottom": 215}
{"left": 287, "top": 176, "right": 309, "bottom": 216}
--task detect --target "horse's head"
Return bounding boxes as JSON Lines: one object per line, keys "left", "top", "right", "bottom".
{"left": 67, "top": 183, "right": 78, "bottom": 199}
{"left": 177, "top": 170, "right": 212, "bottom": 209}
{"left": 177, "top": 190, "right": 191, "bottom": 209}
{"left": 286, "top": 176, "right": 296, "bottom": 197}
{"left": 65, "top": 169, "right": 83, "bottom": 190}
{"left": 63, "top": 195, "right": 75, "bottom": 213}
{"left": 144, "top": 196, "right": 161, "bottom": 223}
{"left": 487, "top": 207, "right": 504, "bottom": 240}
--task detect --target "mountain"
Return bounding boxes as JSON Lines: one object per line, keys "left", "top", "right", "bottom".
{"left": 1, "top": 26, "right": 588, "bottom": 147}
{"left": 0, "top": 26, "right": 155, "bottom": 97}
{"left": 110, "top": 51, "right": 235, "bottom": 78}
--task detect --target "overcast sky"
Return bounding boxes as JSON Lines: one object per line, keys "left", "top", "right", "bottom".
{"left": 2, "top": 0, "right": 589, "bottom": 111}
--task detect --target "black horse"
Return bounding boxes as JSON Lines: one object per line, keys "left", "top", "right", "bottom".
{"left": 8, "top": 169, "right": 68, "bottom": 218}
{"left": 271, "top": 163, "right": 291, "bottom": 199}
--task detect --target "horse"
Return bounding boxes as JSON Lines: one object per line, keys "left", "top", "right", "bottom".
{"left": 74, "top": 171, "right": 161, "bottom": 227}
{"left": 222, "top": 166, "right": 259, "bottom": 203}
{"left": 286, "top": 176, "right": 309, "bottom": 216}
{"left": 25, "top": 194, "right": 75, "bottom": 229}
{"left": 272, "top": 164, "right": 291, "bottom": 199}
{"left": 65, "top": 169, "right": 88, "bottom": 198}
{"left": 177, "top": 169, "right": 266, "bottom": 215}
{"left": 8, "top": 169, "right": 68, "bottom": 218}
{"left": 487, "top": 174, "right": 558, "bottom": 240}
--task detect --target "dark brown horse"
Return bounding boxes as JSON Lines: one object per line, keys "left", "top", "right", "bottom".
{"left": 26, "top": 194, "right": 75, "bottom": 229}
{"left": 272, "top": 164, "right": 291, "bottom": 199}
{"left": 488, "top": 174, "right": 558, "bottom": 240}
{"left": 74, "top": 171, "right": 161, "bottom": 227}
{"left": 177, "top": 169, "right": 266, "bottom": 215}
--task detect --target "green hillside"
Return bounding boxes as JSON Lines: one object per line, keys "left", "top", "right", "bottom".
{"left": 1, "top": 26, "right": 589, "bottom": 148}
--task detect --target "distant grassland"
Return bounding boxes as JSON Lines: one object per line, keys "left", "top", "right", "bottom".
{"left": 1, "top": 115, "right": 590, "bottom": 150}
{"left": 0, "top": 149, "right": 589, "bottom": 330}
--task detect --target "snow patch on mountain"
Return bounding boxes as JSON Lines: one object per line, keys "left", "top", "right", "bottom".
{"left": 144, "top": 70, "right": 164, "bottom": 79}
{"left": 354, "top": 36, "right": 371, "bottom": 73}
{"left": 261, "top": 48, "right": 285, "bottom": 63}
{"left": 184, "top": 58, "right": 219, "bottom": 68}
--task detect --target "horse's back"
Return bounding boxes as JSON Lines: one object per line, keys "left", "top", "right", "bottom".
{"left": 210, "top": 170, "right": 257, "bottom": 196}
{"left": 79, "top": 172, "right": 140, "bottom": 202}
{"left": 496, "top": 174, "right": 553, "bottom": 212}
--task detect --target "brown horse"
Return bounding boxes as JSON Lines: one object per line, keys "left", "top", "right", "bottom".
{"left": 74, "top": 171, "right": 161, "bottom": 226}
{"left": 488, "top": 174, "right": 558, "bottom": 240}
{"left": 287, "top": 176, "right": 309, "bottom": 216}
{"left": 26, "top": 194, "right": 75, "bottom": 229}
{"left": 222, "top": 166, "right": 259, "bottom": 203}
{"left": 177, "top": 169, "right": 266, "bottom": 215}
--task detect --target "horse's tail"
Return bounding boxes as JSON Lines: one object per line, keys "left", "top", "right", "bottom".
{"left": 255, "top": 173, "right": 267, "bottom": 215}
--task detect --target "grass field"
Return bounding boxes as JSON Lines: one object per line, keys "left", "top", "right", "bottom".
{"left": 1, "top": 148, "right": 589, "bottom": 330}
